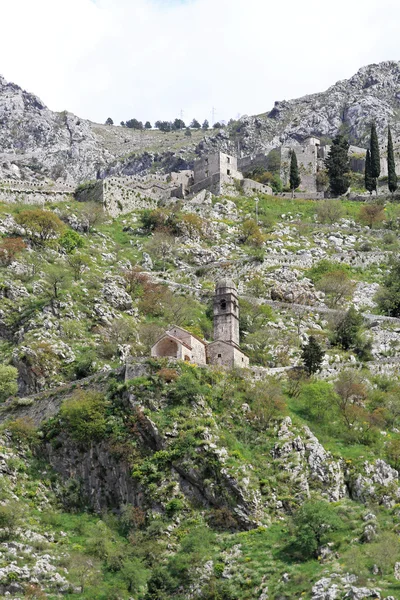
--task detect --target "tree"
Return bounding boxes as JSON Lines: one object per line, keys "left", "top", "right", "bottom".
{"left": 331, "top": 306, "right": 362, "bottom": 349}
{"left": 172, "top": 118, "right": 185, "bottom": 130}
{"left": 364, "top": 149, "right": 375, "bottom": 194}
{"left": 289, "top": 151, "right": 301, "bottom": 197}
{"left": 67, "top": 253, "right": 90, "bottom": 281}
{"left": 376, "top": 259, "right": 400, "bottom": 317}
{"left": 387, "top": 126, "right": 398, "bottom": 196}
{"left": 145, "top": 121, "right": 152, "bottom": 129}
{"left": 45, "top": 265, "right": 70, "bottom": 301}
{"left": 81, "top": 202, "right": 106, "bottom": 231}
{"left": 125, "top": 118, "right": 143, "bottom": 130}
{"left": 240, "top": 219, "right": 265, "bottom": 247}
{"left": 213, "top": 122, "right": 222, "bottom": 129}
{"left": 0, "top": 365, "right": 18, "bottom": 402}
{"left": 325, "top": 134, "right": 351, "bottom": 197}
{"left": 333, "top": 369, "right": 367, "bottom": 429}
{"left": 247, "top": 379, "right": 286, "bottom": 428}
{"left": 202, "top": 119, "right": 209, "bottom": 130}
{"left": 184, "top": 127, "right": 192, "bottom": 137}
{"left": 120, "top": 558, "right": 149, "bottom": 594}
{"left": 0, "top": 237, "right": 25, "bottom": 265}
{"left": 291, "top": 500, "right": 342, "bottom": 559}
{"left": 370, "top": 122, "right": 381, "bottom": 189}
{"left": 316, "top": 271, "right": 355, "bottom": 308}
{"left": 145, "top": 231, "right": 176, "bottom": 271}
{"left": 15, "top": 209, "right": 65, "bottom": 244}
{"left": 105, "top": 117, "right": 114, "bottom": 125}
{"left": 316, "top": 199, "right": 344, "bottom": 224}
{"left": 155, "top": 120, "right": 172, "bottom": 132}
{"left": 301, "top": 336, "right": 324, "bottom": 376}
{"left": 190, "top": 119, "right": 201, "bottom": 129}
{"left": 359, "top": 203, "right": 385, "bottom": 228}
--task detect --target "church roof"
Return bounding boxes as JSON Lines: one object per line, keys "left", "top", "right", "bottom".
{"left": 152, "top": 332, "right": 192, "bottom": 351}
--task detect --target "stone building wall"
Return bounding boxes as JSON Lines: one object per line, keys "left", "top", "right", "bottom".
{"left": 207, "top": 341, "right": 249, "bottom": 369}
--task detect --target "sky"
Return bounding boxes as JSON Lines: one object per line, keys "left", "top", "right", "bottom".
{"left": 0, "top": 0, "right": 399, "bottom": 126}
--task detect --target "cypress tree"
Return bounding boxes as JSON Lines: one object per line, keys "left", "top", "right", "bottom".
{"left": 302, "top": 336, "right": 324, "bottom": 376}
{"left": 387, "top": 126, "right": 398, "bottom": 196}
{"left": 370, "top": 123, "right": 381, "bottom": 194}
{"left": 364, "top": 149, "right": 375, "bottom": 195}
{"left": 289, "top": 151, "right": 301, "bottom": 198}
{"left": 324, "top": 135, "right": 350, "bottom": 197}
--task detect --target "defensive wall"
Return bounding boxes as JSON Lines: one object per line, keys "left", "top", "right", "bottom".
{"left": 0, "top": 180, "right": 74, "bottom": 205}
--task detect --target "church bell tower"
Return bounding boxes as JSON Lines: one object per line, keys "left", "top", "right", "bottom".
{"left": 213, "top": 279, "right": 240, "bottom": 347}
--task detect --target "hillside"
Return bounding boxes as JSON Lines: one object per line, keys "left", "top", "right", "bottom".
{"left": 1, "top": 61, "right": 400, "bottom": 185}
{"left": 1, "top": 189, "right": 400, "bottom": 598}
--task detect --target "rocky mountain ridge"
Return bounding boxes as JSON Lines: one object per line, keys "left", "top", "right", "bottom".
{"left": 0, "top": 61, "right": 400, "bottom": 185}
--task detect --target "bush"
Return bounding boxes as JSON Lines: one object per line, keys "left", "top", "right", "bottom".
{"left": 247, "top": 379, "right": 286, "bottom": 428}
{"left": 0, "top": 365, "right": 18, "bottom": 402}
{"left": 60, "top": 390, "right": 108, "bottom": 442}
{"left": 291, "top": 500, "right": 342, "bottom": 559}
{"left": 169, "top": 372, "right": 206, "bottom": 404}
{"left": 0, "top": 237, "right": 25, "bottom": 265}
{"left": 376, "top": 259, "right": 400, "bottom": 317}
{"left": 7, "top": 418, "right": 38, "bottom": 444}
{"left": 15, "top": 209, "right": 65, "bottom": 243}
{"left": 59, "top": 229, "right": 84, "bottom": 253}
{"left": 331, "top": 306, "right": 363, "bottom": 350}
{"left": 359, "top": 203, "right": 385, "bottom": 228}
{"left": 316, "top": 199, "right": 344, "bottom": 224}
{"left": 297, "top": 381, "right": 338, "bottom": 423}
{"left": 0, "top": 501, "right": 24, "bottom": 537}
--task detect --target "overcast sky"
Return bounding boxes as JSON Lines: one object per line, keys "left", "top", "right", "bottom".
{"left": 1, "top": 0, "right": 399, "bottom": 126}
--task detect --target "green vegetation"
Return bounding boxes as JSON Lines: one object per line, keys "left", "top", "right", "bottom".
{"left": 0, "top": 365, "right": 18, "bottom": 402}
{"left": 289, "top": 150, "right": 301, "bottom": 196}
{"left": 301, "top": 335, "right": 324, "bottom": 375}
{"left": 387, "top": 126, "right": 398, "bottom": 195}
{"left": 3, "top": 189, "right": 400, "bottom": 598}
{"left": 325, "top": 134, "right": 351, "bottom": 196}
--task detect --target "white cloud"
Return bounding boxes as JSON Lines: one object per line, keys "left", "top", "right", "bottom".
{"left": 0, "top": 0, "right": 399, "bottom": 125}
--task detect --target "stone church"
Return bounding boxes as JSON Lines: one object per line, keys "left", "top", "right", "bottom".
{"left": 151, "top": 279, "right": 249, "bottom": 368}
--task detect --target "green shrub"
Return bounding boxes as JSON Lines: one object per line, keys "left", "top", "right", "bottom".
{"left": 59, "top": 229, "right": 84, "bottom": 253}
{"left": 0, "top": 365, "right": 18, "bottom": 402}
{"left": 60, "top": 390, "right": 108, "bottom": 443}
{"left": 165, "top": 498, "right": 184, "bottom": 516}
{"left": 290, "top": 500, "right": 342, "bottom": 559}
{"left": 169, "top": 372, "right": 206, "bottom": 404}
{"left": 297, "top": 381, "right": 338, "bottom": 424}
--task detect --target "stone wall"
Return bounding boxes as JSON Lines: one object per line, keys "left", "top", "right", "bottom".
{"left": 0, "top": 180, "right": 74, "bottom": 205}
{"left": 241, "top": 179, "right": 272, "bottom": 196}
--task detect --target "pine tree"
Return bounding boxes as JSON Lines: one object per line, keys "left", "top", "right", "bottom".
{"left": 364, "top": 149, "right": 375, "bottom": 195}
{"left": 302, "top": 336, "right": 324, "bottom": 376}
{"left": 387, "top": 126, "right": 398, "bottom": 196}
{"left": 370, "top": 123, "right": 381, "bottom": 194}
{"left": 324, "top": 135, "right": 350, "bottom": 197}
{"left": 289, "top": 151, "right": 301, "bottom": 198}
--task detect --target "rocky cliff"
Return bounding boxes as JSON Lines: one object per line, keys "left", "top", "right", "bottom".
{"left": 1, "top": 61, "right": 400, "bottom": 186}
{"left": 231, "top": 61, "right": 400, "bottom": 155}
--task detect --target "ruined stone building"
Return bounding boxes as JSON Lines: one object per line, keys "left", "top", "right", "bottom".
{"left": 151, "top": 279, "right": 249, "bottom": 369}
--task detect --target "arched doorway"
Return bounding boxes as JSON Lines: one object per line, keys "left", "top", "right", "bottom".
{"left": 154, "top": 337, "right": 179, "bottom": 358}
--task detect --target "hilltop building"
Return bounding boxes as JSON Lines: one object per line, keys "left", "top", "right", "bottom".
{"left": 151, "top": 279, "right": 249, "bottom": 369}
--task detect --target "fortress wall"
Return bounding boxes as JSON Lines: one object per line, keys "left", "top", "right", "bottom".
{"left": 0, "top": 187, "right": 73, "bottom": 205}
{"left": 238, "top": 153, "right": 269, "bottom": 174}
{"left": 241, "top": 179, "right": 272, "bottom": 195}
